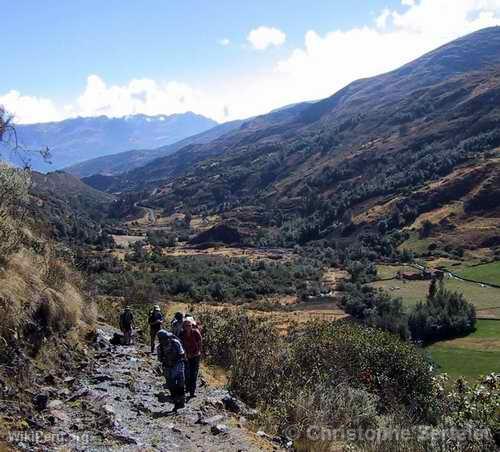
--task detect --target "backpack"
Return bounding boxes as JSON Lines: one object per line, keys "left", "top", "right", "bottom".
{"left": 120, "top": 310, "right": 133, "bottom": 328}
{"left": 171, "top": 318, "right": 183, "bottom": 338}
{"left": 149, "top": 310, "right": 164, "bottom": 326}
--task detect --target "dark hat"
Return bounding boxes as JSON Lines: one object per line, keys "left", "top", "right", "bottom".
{"left": 174, "top": 312, "right": 184, "bottom": 320}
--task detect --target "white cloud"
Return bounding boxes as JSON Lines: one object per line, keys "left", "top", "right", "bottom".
{"left": 75, "top": 75, "right": 225, "bottom": 120}
{"left": 376, "top": 8, "right": 391, "bottom": 29}
{"left": 270, "top": 0, "right": 500, "bottom": 108}
{"left": 0, "top": 90, "right": 62, "bottom": 124}
{"left": 247, "top": 26, "right": 286, "bottom": 50}
{"left": 218, "top": 38, "right": 230, "bottom": 46}
{"left": 2, "top": 1, "right": 500, "bottom": 125}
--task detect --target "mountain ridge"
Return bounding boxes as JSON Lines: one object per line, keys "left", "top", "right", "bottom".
{"left": 96, "top": 26, "right": 500, "bottom": 253}
{"left": 10, "top": 112, "right": 217, "bottom": 172}
{"left": 66, "top": 118, "right": 245, "bottom": 177}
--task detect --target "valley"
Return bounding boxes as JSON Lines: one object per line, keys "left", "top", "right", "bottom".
{"left": 1, "top": 24, "right": 500, "bottom": 452}
{"left": 100, "top": 205, "right": 500, "bottom": 380}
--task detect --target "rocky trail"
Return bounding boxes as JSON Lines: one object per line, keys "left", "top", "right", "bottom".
{"left": 9, "top": 325, "right": 287, "bottom": 451}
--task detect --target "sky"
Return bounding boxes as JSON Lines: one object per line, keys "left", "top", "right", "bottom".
{"left": 2, "top": 0, "right": 500, "bottom": 124}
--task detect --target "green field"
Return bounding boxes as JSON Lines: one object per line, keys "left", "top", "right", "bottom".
{"left": 398, "top": 231, "right": 433, "bottom": 254}
{"left": 375, "top": 264, "right": 413, "bottom": 280}
{"left": 427, "top": 319, "right": 500, "bottom": 379}
{"left": 371, "top": 267, "right": 500, "bottom": 313}
{"left": 456, "top": 260, "right": 500, "bottom": 286}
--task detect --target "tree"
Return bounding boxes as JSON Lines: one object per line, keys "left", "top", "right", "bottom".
{"left": 409, "top": 286, "right": 476, "bottom": 343}
{"left": 0, "top": 109, "right": 34, "bottom": 261}
{"left": 420, "top": 220, "right": 434, "bottom": 238}
{"left": 209, "top": 281, "right": 225, "bottom": 301}
{"left": 184, "top": 211, "right": 192, "bottom": 227}
{"left": 0, "top": 106, "right": 50, "bottom": 166}
{"left": 428, "top": 278, "right": 437, "bottom": 300}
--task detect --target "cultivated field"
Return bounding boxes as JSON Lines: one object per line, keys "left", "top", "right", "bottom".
{"left": 427, "top": 319, "right": 500, "bottom": 379}
{"left": 456, "top": 261, "right": 500, "bottom": 286}
{"left": 371, "top": 265, "right": 500, "bottom": 315}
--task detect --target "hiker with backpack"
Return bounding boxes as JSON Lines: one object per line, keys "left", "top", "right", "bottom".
{"left": 180, "top": 319, "right": 202, "bottom": 398}
{"left": 157, "top": 329, "right": 186, "bottom": 412}
{"left": 149, "top": 305, "right": 164, "bottom": 354}
{"left": 171, "top": 311, "right": 184, "bottom": 338}
{"left": 119, "top": 306, "right": 135, "bottom": 345}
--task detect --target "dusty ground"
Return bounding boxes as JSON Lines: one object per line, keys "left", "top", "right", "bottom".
{"left": 112, "top": 235, "right": 146, "bottom": 248}
{"left": 165, "top": 245, "right": 294, "bottom": 263}
{"left": 5, "top": 325, "right": 284, "bottom": 452}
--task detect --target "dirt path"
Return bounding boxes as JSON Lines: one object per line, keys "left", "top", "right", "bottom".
{"left": 11, "top": 325, "right": 282, "bottom": 451}
{"left": 138, "top": 205, "right": 156, "bottom": 225}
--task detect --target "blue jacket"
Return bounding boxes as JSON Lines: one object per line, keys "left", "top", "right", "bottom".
{"left": 157, "top": 330, "right": 185, "bottom": 367}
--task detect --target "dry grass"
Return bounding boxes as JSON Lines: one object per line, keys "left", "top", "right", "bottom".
{"left": 111, "top": 234, "right": 145, "bottom": 248}
{"left": 0, "top": 247, "right": 95, "bottom": 348}
{"left": 408, "top": 202, "right": 464, "bottom": 229}
{"left": 164, "top": 244, "right": 296, "bottom": 263}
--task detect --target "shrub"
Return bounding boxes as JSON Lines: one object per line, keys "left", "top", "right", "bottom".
{"left": 0, "top": 163, "right": 31, "bottom": 263}
{"left": 419, "top": 220, "right": 435, "bottom": 238}
{"left": 195, "top": 309, "right": 436, "bottom": 426}
{"left": 409, "top": 287, "right": 476, "bottom": 343}
{"left": 342, "top": 283, "right": 410, "bottom": 340}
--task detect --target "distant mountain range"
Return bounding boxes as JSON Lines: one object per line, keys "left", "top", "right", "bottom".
{"left": 9, "top": 112, "right": 217, "bottom": 172}
{"left": 66, "top": 101, "right": 318, "bottom": 178}
{"left": 66, "top": 118, "right": 246, "bottom": 177}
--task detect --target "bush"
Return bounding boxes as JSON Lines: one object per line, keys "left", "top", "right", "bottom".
{"left": 0, "top": 163, "right": 31, "bottom": 263}
{"left": 342, "top": 283, "right": 410, "bottom": 340}
{"left": 195, "top": 309, "right": 436, "bottom": 426}
{"left": 96, "top": 254, "right": 323, "bottom": 303}
{"left": 419, "top": 220, "right": 434, "bottom": 238}
{"left": 195, "top": 308, "right": 499, "bottom": 450}
{"left": 409, "top": 287, "right": 476, "bottom": 343}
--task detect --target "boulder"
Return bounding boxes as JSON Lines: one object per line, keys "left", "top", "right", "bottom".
{"left": 93, "top": 329, "right": 111, "bottom": 349}
{"left": 32, "top": 393, "right": 49, "bottom": 411}
{"left": 110, "top": 333, "right": 126, "bottom": 346}
{"left": 211, "top": 424, "right": 229, "bottom": 435}
{"left": 93, "top": 374, "right": 114, "bottom": 383}
{"left": 196, "top": 414, "right": 225, "bottom": 426}
{"left": 222, "top": 395, "right": 241, "bottom": 413}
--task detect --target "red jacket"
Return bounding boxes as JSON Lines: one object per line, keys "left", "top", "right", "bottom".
{"left": 181, "top": 328, "right": 202, "bottom": 359}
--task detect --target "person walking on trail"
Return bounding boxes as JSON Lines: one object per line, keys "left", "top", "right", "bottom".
{"left": 171, "top": 311, "right": 184, "bottom": 338}
{"left": 149, "top": 305, "right": 164, "bottom": 354}
{"left": 180, "top": 319, "right": 202, "bottom": 398}
{"left": 119, "top": 306, "right": 134, "bottom": 345}
{"left": 157, "top": 329, "right": 186, "bottom": 412}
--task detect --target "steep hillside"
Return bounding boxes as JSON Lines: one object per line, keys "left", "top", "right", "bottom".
{"left": 10, "top": 112, "right": 217, "bottom": 172}
{"left": 29, "top": 171, "right": 115, "bottom": 244}
{"left": 66, "top": 118, "right": 245, "bottom": 178}
{"left": 104, "top": 100, "right": 314, "bottom": 190}
{"left": 107, "top": 27, "right": 500, "bottom": 252}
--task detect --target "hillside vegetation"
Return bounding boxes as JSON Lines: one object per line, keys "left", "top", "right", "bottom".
{"left": 1, "top": 27, "right": 500, "bottom": 452}
{"left": 0, "top": 162, "right": 95, "bottom": 421}
{"left": 96, "top": 27, "right": 500, "bottom": 258}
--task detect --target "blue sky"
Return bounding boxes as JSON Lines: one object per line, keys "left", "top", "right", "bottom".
{"left": 2, "top": 0, "right": 500, "bottom": 123}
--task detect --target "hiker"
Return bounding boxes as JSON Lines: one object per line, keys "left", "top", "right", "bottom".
{"left": 180, "top": 319, "right": 202, "bottom": 398}
{"left": 157, "top": 329, "right": 186, "bottom": 412}
{"left": 149, "top": 305, "right": 164, "bottom": 353}
{"left": 171, "top": 311, "right": 184, "bottom": 337}
{"left": 119, "top": 306, "right": 134, "bottom": 345}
